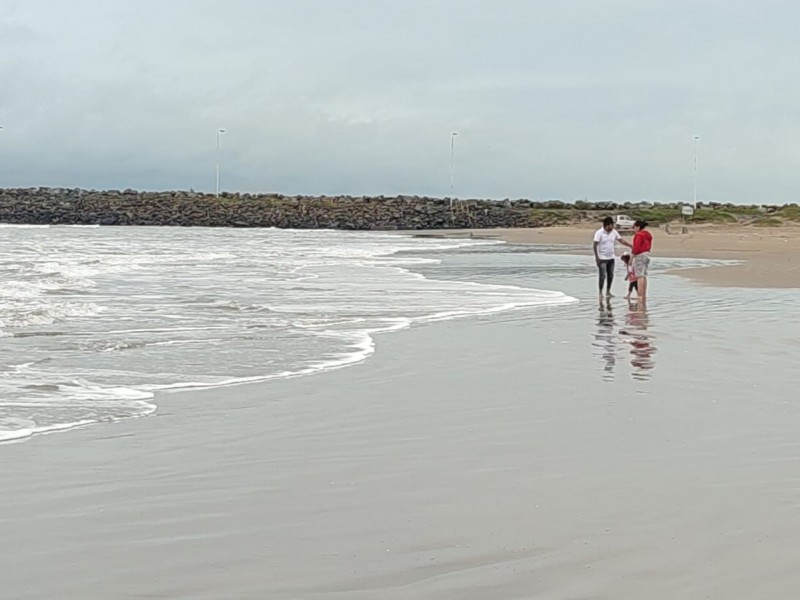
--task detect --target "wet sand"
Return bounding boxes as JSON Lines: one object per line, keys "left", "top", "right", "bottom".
{"left": 3, "top": 268, "right": 800, "bottom": 598}
{"left": 410, "top": 224, "right": 800, "bottom": 288}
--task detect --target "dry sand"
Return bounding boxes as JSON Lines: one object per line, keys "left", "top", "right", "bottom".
{"left": 410, "top": 224, "right": 800, "bottom": 288}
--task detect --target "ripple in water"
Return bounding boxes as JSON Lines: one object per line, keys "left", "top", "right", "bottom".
{"left": 0, "top": 227, "right": 576, "bottom": 442}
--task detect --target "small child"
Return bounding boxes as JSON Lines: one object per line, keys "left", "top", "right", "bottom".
{"left": 621, "top": 253, "right": 638, "bottom": 300}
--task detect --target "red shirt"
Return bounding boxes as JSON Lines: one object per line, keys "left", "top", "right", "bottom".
{"left": 633, "top": 230, "right": 653, "bottom": 255}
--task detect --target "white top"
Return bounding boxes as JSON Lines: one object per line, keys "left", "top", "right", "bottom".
{"left": 593, "top": 228, "right": 621, "bottom": 260}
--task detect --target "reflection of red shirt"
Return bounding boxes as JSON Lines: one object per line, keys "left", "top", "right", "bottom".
{"left": 633, "top": 230, "right": 653, "bottom": 254}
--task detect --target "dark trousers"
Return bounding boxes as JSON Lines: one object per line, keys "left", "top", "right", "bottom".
{"left": 598, "top": 259, "right": 615, "bottom": 292}
{"left": 628, "top": 280, "right": 638, "bottom": 293}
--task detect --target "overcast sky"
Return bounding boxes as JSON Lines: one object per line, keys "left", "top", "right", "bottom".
{"left": 1, "top": 0, "right": 798, "bottom": 203}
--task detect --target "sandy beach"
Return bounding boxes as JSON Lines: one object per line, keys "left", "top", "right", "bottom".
{"left": 3, "top": 235, "right": 800, "bottom": 599}
{"left": 4, "top": 280, "right": 800, "bottom": 599}
{"left": 410, "top": 224, "right": 800, "bottom": 288}
{"left": 8, "top": 1, "right": 800, "bottom": 597}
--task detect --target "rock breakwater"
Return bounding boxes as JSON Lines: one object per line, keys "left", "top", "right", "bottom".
{"left": 0, "top": 188, "right": 792, "bottom": 229}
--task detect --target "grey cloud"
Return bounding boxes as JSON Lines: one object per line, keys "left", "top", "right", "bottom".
{"left": 1, "top": 0, "right": 799, "bottom": 203}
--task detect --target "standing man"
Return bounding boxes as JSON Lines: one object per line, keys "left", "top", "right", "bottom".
{"left": 593, "top": 216, "right": 631, "bottom": 302}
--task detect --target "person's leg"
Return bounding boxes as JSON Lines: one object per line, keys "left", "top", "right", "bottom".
{"left": 597, "top": 260, "right": 607, "bottom": 301}
{"left": 636, "top": 254, "right": 649, "bottom": 302}
{"left": 605, "top": 259, "right": 615, "bottom": 296}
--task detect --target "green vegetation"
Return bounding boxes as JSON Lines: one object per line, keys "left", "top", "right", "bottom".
{"left": 753, "top": 216, "right": 783, "bottom": 227}
{"left": 522, "top": 205, "right": 800, "bottom": 228}
{"left": 776, "top": 205, "right": 800, "bottom": 221}
{"left": 704, "top": 204, "right": 764, "bottom": 217}
{"left": 629, "top": 207, "right": 681, "bottom": 225}
{"left": 690, "top": 209, "right": 739, "bottom": 224}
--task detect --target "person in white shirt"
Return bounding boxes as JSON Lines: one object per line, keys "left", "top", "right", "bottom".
{"left": 593, "top": 216, "right": 632, "bottom": 302}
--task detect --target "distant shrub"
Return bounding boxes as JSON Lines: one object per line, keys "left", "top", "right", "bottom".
{"left": 753, "top": 217, "right": 783, "bottom": 227}
{"left": 691, "top": 210, "right": 738, "bottom": 223}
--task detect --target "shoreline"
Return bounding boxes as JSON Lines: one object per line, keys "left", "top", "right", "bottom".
{"left": 4, "top": 231, "right": 800, "bottom": 597}
{"left": 405, "top": 224, "right": 800, "bottom": 289}
{"left": 5, "top": 279, "right": 800, "bottom": 598}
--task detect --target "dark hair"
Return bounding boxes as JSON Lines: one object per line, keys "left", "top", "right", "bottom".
{"left": 621, "top": 253, "right": 631, "bottom": 263}
{"left": 602, "top": 216, "right": 614, "bottom": 227}
{"left": 634, "top": 220, "right": 648, "bottom": 229}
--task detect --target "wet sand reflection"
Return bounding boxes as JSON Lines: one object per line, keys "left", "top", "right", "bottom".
{"left": 621, "top": 301, "right": 657, "bottom": 381}
{"left": 592, "top": 300, "right": 658, "bottom": 382}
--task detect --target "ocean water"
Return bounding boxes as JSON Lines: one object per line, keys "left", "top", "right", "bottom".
{"left": 0, "top": 225, "right": 577, "bottom": 442}
{"left": 411, "top": 242, "right": 800, "bottom": 390}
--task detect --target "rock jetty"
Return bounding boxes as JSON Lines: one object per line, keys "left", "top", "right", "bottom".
{"left": 0, "top": 187, "right": 791, "bottom": 229}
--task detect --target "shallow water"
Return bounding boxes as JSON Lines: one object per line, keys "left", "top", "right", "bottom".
{"left": 0, "top": 226, "right": 575, "bottom": 442}
{"left": 414, "top": 242, "right": 799, "bottom": 389}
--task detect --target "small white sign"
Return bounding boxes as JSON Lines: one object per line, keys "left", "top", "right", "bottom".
{"left": 681, "top": 205, "right": 695, "bottom": 216}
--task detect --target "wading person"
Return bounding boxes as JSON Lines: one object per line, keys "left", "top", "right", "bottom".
{"left": 593, "top": 217, "right": 631, "bottom": 302}
{"left": 631, "top": 220, "right": 653, "bottom": 304}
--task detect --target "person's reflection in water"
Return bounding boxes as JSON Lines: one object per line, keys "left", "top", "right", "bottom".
{"left": 621, "top": 301, "right": 657, "bottom": 381}
{"left": 592, "top": 300, "right": 617, "bottom": 381}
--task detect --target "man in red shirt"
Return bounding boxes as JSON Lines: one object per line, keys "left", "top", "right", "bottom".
{"left": 631, "top": 220, "right": 653, "bottom": 304}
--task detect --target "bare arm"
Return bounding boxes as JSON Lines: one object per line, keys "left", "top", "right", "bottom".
{"left": 593, "top": 241, "right": 600, "bottom": 264}
{"left": 618, "top": 237, "right": 632, "bottom": 249}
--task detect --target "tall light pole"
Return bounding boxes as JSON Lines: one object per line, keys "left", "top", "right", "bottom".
{"left": 693, "top": 134, "right": 700, "bottom": 208}
{"left": 449, "top": 131, "right": 458, "bottom": 209}
{"left": 215, "top": 128, "right": 227, "bottom": 197}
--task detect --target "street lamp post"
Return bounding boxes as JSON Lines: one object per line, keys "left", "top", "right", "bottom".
{"left": 449, "top": 131, "right": 458, "bottom": 210}
{"left": 693, "top": 134, "right": 700, "bottom": 208}
{"left": 216, "top": 128, "right": 227, "bottom": 197}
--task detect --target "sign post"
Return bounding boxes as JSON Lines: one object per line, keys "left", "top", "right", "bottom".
{"left": 681, "top": 204, "right": 694, "bottom": 225}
